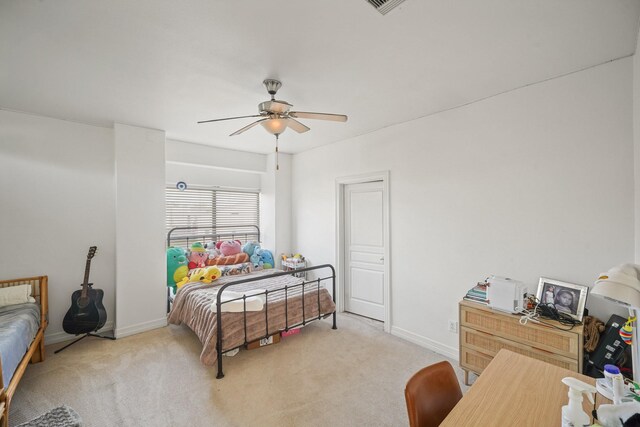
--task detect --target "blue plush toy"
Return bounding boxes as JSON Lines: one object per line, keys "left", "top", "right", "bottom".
{"left": 250, "top": 244, "right": 263, "bottom": 268}
{"left": 256, "top": 248, "right": 274, "bottom": 269}
{"left": 242, "top": 241, "right": 260, "bottom": 257}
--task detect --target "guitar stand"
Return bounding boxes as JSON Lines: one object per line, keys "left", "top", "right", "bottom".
{"left": 54, "top": 332, "right": 116, "bottom": 354}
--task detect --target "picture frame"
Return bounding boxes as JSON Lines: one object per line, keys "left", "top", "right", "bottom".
{"left": 536, "top": 277, "right": 588, "bottom": 322}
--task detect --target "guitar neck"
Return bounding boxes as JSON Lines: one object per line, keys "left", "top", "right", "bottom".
{"left": 81, "top": 258, "right": 92, "bottom": 297}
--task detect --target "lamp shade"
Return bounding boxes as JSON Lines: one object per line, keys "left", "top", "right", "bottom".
{"left": 261, "top": 118, "right": 288, "bottom": 135}
{"left": 591, "top": 263, "right": 640, "bottom": 308}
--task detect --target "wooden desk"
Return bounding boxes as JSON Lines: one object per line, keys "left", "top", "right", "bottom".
{"left": 441, "top": 349, "right": 610, "bottom": 426}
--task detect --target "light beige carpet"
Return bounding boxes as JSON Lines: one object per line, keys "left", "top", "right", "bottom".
{"left": 9, "top": 313, "right": 465, "bottom": 427}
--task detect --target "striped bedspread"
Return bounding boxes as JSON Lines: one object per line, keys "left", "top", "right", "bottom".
{"left": 168, "top": 269, "right": 335, "bottom": 366}
{"left": 0, "top": 303, "right": 40, "bottom": 385}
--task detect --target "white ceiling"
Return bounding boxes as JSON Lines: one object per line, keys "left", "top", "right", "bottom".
{"left": 1, "top": 1, "right": 639, "bottom": 154}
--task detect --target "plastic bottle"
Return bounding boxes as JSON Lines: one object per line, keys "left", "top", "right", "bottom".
{"left": 603, "top": 364, "right": 626, "bottom": 404}
{"left": 612, "top": 374, "right": 626, "bottom": 405}
{"left": 561, "top": 377, "right": 596, "bottom": 427}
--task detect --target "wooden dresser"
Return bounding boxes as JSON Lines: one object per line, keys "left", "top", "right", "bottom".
{"left": 459, "top": 300, "right": 583, "bottom": 385}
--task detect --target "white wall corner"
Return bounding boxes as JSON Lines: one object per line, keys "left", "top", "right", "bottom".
{"left": 260, "top": 152, "right": 293, "bottom": 264}
{"left": 260, "top": 154, "right": 276, "bottom": 252}
{"left": 391, "top": 325, "right": 459, "bottom": 361}
{"left": 275, "top": 153, "right": 292, "bottom": 259}
{"left": 114, "top": 317, "right": 168, "bottom": 339}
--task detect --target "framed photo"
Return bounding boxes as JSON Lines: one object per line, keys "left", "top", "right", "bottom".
{"left": 536, "top": 277, "right": 588, "bottom": 322}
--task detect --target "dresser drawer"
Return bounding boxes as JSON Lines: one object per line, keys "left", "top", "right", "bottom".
{"left": 460, "top": 346, "right": 493, "bottom": 375}
{"left": 460, "top": 326, "right": 578, "bottom": 372}
{"left": 460, "top": 304, "right": 579, "bottom": 359}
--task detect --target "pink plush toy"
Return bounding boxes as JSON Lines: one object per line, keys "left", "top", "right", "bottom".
{"left": 188, "top": 242, "right": 208, "bottom": 269}
{"left": 219, "top": 240, "right": 242, "bottom": 256}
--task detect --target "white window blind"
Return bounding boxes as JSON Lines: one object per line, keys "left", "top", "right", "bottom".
{"left": 166, "top": 187, "right": 259, "bottom": 246}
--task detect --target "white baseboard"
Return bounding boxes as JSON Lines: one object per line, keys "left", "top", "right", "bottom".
{"left": 45, "top": 321, "right": 115, "bottom": 345}
{"left": 391, "top": 325, "right": 459, "bottom": 361}
{"left": 114, "top": 317, "right": 167, "bottom": 339}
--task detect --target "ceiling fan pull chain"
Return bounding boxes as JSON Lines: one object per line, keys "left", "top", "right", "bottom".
{"left": 275, "top": 134, "right": 280, "bottom": 171}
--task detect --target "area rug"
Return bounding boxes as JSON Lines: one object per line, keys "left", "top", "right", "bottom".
{"left": 15, "top": 405, "right": 82, "bottom": 427}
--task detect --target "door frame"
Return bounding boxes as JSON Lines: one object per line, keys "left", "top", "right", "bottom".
{"left": 336, "top": 171, "right": 391, "bottom": 333}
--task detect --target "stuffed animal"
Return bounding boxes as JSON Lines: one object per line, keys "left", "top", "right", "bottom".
{"left": 250, "top": 244, "right": 263, "bottom": 268}
{"left": 203, "top": 266, "right": 222, "bottom": 283}
{"left": 188, "top": 242, "right": 208, "bottom": 269}
{"left": 242, "top": 241, "right": 260, "bottom": 257}
{"left": 176, "top": 266, "right": 222, "bottom": 289}
{"left": 207, "top": 253, "right": 250, "bottom": 266}
{"left": 166, "top": 247, "right": 189, "bottom": 292}
{"left": 256, "top": 248, "right": 275, "bottom": 269}
{"left": 220, "top": 240, "right": 242, "bottom": 256}
{"left": 219, "top": 262, "right": 253, "bottom": 276}
{"left": 206, "top": 244, "right": 222, "bottom": 259}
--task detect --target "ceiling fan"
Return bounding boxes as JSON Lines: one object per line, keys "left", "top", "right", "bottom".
{"left": 197, "top": 79, "right": 348, "bottom": 137}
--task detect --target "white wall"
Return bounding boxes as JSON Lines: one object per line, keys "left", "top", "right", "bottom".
{"left": 166, "top": 139, "right": 266, "bottom": 173}
{"left": 165, "top": 139, "right": 287, "bottom": 260}
{"left": 634, "top": 27, "right": 640, "bottom": 262}
{"left": 166, "top": 139, "right": 263, "bottom": 190}
{"left": 260, "top": 153, "right": 292, "bottom": 265}
{"left": 114, "top": 124, "right": 166, "bottom": 338}
{"left": 275, "top": 154, "right": 292, "bottom": 262}
{"left": 0, "top": 110, "right": 116, "bottom": 343}
{"left": 166, "top": 162, "right": 261, "bottom": 190}
{"left": 0, "top": 115, "right": 283, "bottom": 343}
{"left": 291, "top": 58, "right": 634, "bottom": 358}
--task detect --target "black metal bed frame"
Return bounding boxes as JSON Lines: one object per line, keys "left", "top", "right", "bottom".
{"left": 166, "top": 225, "right": 337, "bottom": 379}
{"left": 214, "top": 264, "right": 337, "bottom": 379}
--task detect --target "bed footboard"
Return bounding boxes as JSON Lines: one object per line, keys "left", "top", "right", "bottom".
{"left": 0, "top": 276, "right": 48, "bottom": 427}
{"left": 215, "top": 264, "right": 336, "bottom": 379}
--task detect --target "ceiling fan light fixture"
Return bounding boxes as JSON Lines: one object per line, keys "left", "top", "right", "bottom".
{"left": 261, "top": 118, "right": 287, "bottom": 135}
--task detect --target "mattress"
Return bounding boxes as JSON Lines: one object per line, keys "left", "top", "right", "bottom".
{"left": 0, "top": 302, "right": 40, "bottom": 385}
{"left": 168, "top": 269, "right": 335, "bottom": 366}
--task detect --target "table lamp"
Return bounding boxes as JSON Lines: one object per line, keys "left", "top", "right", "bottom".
{"left": 590, "top": 263, "right": 640, "bottom": 382}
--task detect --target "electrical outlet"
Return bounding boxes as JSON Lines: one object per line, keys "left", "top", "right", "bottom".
{"left": 448, "top": 320, "right": 458, "bottom": 333}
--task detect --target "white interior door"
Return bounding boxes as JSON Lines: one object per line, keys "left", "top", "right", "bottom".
{"left": 344, "top": 181, "right": 385, "bottom": 321}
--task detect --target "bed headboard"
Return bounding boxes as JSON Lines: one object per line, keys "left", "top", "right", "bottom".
{"left": 166, "top": 225, "right": 261, "bottom": 248}
{"left": 0, "top": 276, "right": 48, "bottom": 328}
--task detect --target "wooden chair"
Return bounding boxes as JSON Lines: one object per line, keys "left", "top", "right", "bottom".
{"left": 404, "top": 361, "right": 463, "bottom": 427}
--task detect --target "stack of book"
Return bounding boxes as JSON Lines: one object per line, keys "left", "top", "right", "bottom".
{"left": 464, "top": 282, "right": 488, "bottom": 305}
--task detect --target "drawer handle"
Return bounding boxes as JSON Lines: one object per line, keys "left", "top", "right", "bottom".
{"left": 532, "top": 347, "right": 553, "bottom": 355}
{"left": 465, "top": 328, "right": 494, "bottom": 338}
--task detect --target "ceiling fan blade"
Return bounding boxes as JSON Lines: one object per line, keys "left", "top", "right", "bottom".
{"left": 286, "top": 118, "right": 310, "bottom": 133}
{"left": 289, "top": 111, "right": 348, "bottom": 122}
{"left": 230, "top": 118, "right": 268, "bottom": 136}
{"left": 198, "top": 114, "right": 263, "bottom": 124}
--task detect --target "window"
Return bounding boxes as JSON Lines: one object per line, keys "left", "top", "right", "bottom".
{"left": 166, "top": 187, "right": 259, "bottom": 246}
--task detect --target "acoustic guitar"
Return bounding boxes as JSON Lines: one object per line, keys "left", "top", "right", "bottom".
{"left": 62, "top": 246, "right": 107, "bottom": 335}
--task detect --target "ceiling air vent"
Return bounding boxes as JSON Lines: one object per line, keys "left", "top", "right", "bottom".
{"left": 367, "top": 0, "right": 407, "bottom": 15}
